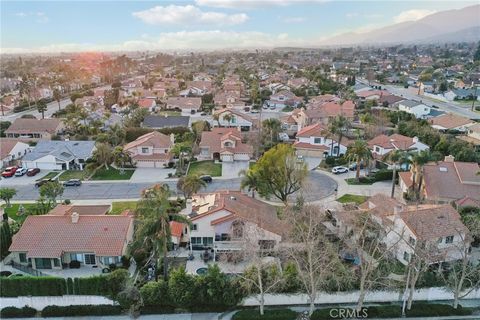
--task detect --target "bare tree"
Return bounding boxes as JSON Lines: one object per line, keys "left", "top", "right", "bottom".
{"left": 283, "top": 205, "right": 342, "bottom": 316}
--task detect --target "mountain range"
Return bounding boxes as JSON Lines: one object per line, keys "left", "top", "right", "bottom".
{"left": 318, "top": 5, "right": 480, "bottom": 46}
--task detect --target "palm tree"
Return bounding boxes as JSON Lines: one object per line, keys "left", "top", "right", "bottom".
{"left": 177, "top": 174, "right": 207, "bottom": 198}
{"left": 239, "top": 169, "right": 258, "bottom": 198}
{"left": 331, "top": 116, "right": 350, "bottom": 157}
{"left": 135, "top": 184, "right": 189, "bottom": 280}
{"left": 172, "top": 143, "right": 191, "bottom": 173}
{"left": 345, "top": 140, "right": 372, "bottom": 182}
{"left": 93, "top": 143, "right": 113, "bottom": 169}
{"left": 262, "top": 118, "right": 281, "bottom": 145}
{"left": 385, "top": 150, "right": 410, "bottom": 198}
{"left": 223, "top": 114, "right": 233, "bottom": 128}
{"left": 53, "top": 88, "right": 62, "bottom": 111}
{"left": 410, "top": 150, "right": 431, "bottom": 198}
{"left": 37, "top": 100, "right": 47, "bottom": 119}
{"left": 108, "top": 124, "right": 126, "bottom": 146}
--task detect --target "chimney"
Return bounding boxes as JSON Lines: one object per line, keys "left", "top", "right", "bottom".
{"left": 412, "top": 136, "right": 419, "bottom": 143}
{"left": 185, "top": 198, "right": 193, "bottom": 215}
{"left": 71, "top": 212, "right": 79, "bottom": 224}
{"left": 170, "top": 133, "right": 175, "bottom": 144}
{"left": 444, "top": 155, "right": 455, "bottom": 163}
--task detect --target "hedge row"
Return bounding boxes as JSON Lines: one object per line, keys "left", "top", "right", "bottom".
{"left": 233, "top": 309, "right": 298, "bottom": 320}
{"left": 0, "top": 269, "right": 128, "bottom": 298}
{"left": 0, "top": 306, "right": 36, "bottom": 318}
{"left": 41, "top": 305, "right": 122, "bottom": 317}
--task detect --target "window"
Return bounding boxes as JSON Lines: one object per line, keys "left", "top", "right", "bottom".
{"left": 314, "top": 137, "right": 321, "bottom": 144}
{"left": 19, "top": 253, "right": 27, "bottom": 263}
{"left": 53, "top": 259, "right": 60, "bottom": 267}
{"left": 375, "top": 146, "right": 381, "bottom": 152}
{"left": 84, "top": 254, "right": 96, "bottom": 265}
{"left": 437, "top": 237, "right": 443, "bottom": 244}
{"left": 202, "top": 237, "right": 213, "bottom": 245}
{"left": 191, "top": 237, "right": 201, "bottom": 244}
{"left": 141, "top": 147, "right": 149, "bottom": 154}
{"left": 403, "top": 251, "right": 410, "bottom": 262}
{"left": 191, "top": 224, "right": 198, "bottom": 231}
{"left": 70, "top": 253, "right": 82, "bottom": 262}
{"left": 445, "top": 235, "right": 454, "bottom": 244}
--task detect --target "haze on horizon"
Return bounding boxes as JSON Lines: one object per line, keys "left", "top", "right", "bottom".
{"left": 1, "top": 0, "right": 479, "bottom": 54}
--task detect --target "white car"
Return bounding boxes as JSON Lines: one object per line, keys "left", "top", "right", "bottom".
{"left": 331, "top": 166, "right": 349, "bottom": 174}
{"left": 14, "top": 168, "right": 28, "bottom": 177}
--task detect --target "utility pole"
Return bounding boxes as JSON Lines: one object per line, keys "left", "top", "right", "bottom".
{"left": 471, "top": 82, "right": 477, "bottom": 112}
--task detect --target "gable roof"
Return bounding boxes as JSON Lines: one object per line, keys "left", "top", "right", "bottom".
{"left": 6, "top": 118, "right": 62, "bottom": 134}
{"left": 0, "top": 138, "right": 27, "bottom": 160}
{"left": 368, "top": 134, "right": 417, "bottom": 150}
{"left": 167, "top": 97, "right": 202, "bottom": 110}
{"left": 296, "top": 123, "right": 327, "bottom": 137}
{"left": 124, "top": 131, "right": 173, "bottom": 150}
{"left": 199, "top": 128, "right": 253, "bottom": 155}
{"left": 429, "top": 113, "right": 474, "bottom": 130}
{"left": 23, "top": 140, "right": 95, "bottom": 162}
{"left": 9, "top": 214, "right": 133, "bottom": 258}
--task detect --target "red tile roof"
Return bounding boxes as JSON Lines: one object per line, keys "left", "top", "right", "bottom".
{"left": 169, "top": 221, "right": 184, "bottom": 238}
{"left": 9, "top": 214, "right": 133, "bottom": 258}
{"left": 296, "top": 123, "right": 327, "bottom": 137}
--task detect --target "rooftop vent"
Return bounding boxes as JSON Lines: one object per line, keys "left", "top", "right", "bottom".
{"left": 71, "top": 212, "right": 79, "bottom": 224}
{"left": 230, "top": 196, "right": 236, "bottom": 201}
{"left": 439, "top": 167, "right": 448, "bottom": 172}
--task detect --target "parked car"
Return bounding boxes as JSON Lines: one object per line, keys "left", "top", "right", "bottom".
{"left": 35, "top": 178, "right": 54, "bottom": 188}
{"left": 1, "top": 166, "right": 18, "bottom": 178}
{"left": 63, "top": 179, "right": 82, "bottom": 187}
{"left": 250, "top": 109, "right": 260, "bottom": 114}
{"left": 200, "top": 112, "right": 207, "bottom": 116}
{"left": 349, "top": 162, "right": 364, "bottom": 171}
{"left": 331, "top": 166, "right": 349, "bottom": 174}
{"left": 200, "top": 175, "right": 213, "bottom": 183}
{"left": 14, "top": 168, "right": 28, "bottom": 177}
{"left": 26, "top": 168, "right": 41, "bottom": 176}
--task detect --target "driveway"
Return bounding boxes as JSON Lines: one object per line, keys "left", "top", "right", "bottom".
{"left": 130, "top": 168, "right": 176, "bottom": 182}
{"left": 0, "top": 171, "right": 54, "bottom": 187}
{"left": 302, "top": 156, "right": 322, "bottom": 170}
{"left": 221, "top": 161, "right": 249, "bottom": 179}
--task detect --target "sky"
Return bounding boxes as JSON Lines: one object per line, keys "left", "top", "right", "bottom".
{"left": 0, "top": 0, "right": 477, "bottom": 53}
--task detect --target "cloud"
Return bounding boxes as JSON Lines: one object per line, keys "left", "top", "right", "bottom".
{"left": 195, "top": 0, "right": 327, "bottom": 9}
{"left": 132, "top": 5, "right": 248, "bottom": 26}
{"left": 280, "top": 16, "right": 306, "bottom": 23}
{"left": 1, "top": 30, "right": 311, "bottom": 53}
{"left": 393, "top": 9, "right": 436, "bottom": 23}
{"left": 346, "top": 12, "right": 382, "bottom": 19}
{"left": 14, "top": 12, "right": 49, "bottom": 23}
{"left": 345, "top": 12, "right": 359, "bottom": 18}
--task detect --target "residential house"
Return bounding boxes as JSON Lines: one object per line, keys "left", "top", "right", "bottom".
{"left": 166, "top": 97, "right": 202, "bottom": 114}
{"left": 293, "top": 123, "right": 351, "bottom": 158}
{"left": 179, "top": 86, "right": 207, "bottom": 97}
{"left": 184, "top": 191, "right": 285, "bottom": 258}
{"left": 429, "top": 113, "right": 475, "bottom": 132}
{"left": 295, "top": 100, "right": 355, "bottom": 128}
{"left": 138, "top": 98, "right": 157, "bottom": 112}
{"left": 5, "top": 118, "right": 65, "bottom": 141}
{"left": 399, "top": 155, "right": 480, "bottom": 202}
{"left": 265, "top": 90, "right": 302, "bottom": 108}
{"left": 22, "top": 140, "right": 95, "bottom": 170}
{"left": 142, "top": 115, "right": 190, "bottom": 129}
{"left": 397, "top": 100, "right": 431, "bottom": 119}
{"left": 214, "top": 91, "right": 244, "bottom": 109}
{"left": 0, "top": 139, "right": 30, "bottom": 168}
{"left": 9, "top": 210, "right": 134, "bottom": 270}
{"left": 124, "top": 131, "right": 174, "bottom": 168}
{"left": 457, "top": 123, "right": 480, "bottom": 146}
{"left": 213, "top": 109, "right": 254, "bottom": 131}
{"left": 368, "top": 134, "right": 429, "bottom": 159}
{"left": 199, "top": 128, "right": 253, "bottom": 162}
{"left": 444, "top": 88, "right": 479, "bottom": 101}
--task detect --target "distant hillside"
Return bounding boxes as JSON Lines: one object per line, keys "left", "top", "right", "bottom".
{"left": 319, "top": 5, "right": 480, "bottom": 46}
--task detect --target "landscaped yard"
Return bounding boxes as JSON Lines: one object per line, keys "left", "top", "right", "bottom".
{"left": 37, "top": 171, "right": 60, "bottom": 181}
{"left": 2, "top": 203, "right": 36, "bottom": 224}
{"left": 336, "top": 194, "right": 368, "bottom": 205}
{"left": 188, "top": 160, "right": 222, "bottom": 177}
{"left": 345, "top": 177, "right": 376, "bottom": 185}
{"left": 91, "top": 168, "right": 135, "bottom": 180}
{"left": 157, "top": 110, "right": 182, "bottom": 116}
{"left": 109, "top": 201, "right": 137, "bottom": 215}
{"left": 58, "top": 170, "right": 88, "bottom": 181}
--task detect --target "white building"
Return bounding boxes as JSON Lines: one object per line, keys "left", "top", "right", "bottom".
{"left": 397, "top": 100, "right": 431, "bottom": 119}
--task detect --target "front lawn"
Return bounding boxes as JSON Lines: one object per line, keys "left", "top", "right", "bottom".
{"left": 110, "top": 201, "right": 137, "bottom": 215}
{"left": 337, "top": 194, "right": 368, "bottom": 205}
{"left": 345, "top": 177, "right": 376, "bottom": 185}
{"left": 37, "top": 171, "right": 60, "bottom": 181}
{"left": 90, "top": 168, "right": 135, "bottom": 180}
{"left": 2, "top": 203, "right": 36, "bottom": 224}
{"left": 58, "top": 170, "right": 88, "bottom": 181}
{"left": 188, "top": 161, "right": 222, "bottom": 177}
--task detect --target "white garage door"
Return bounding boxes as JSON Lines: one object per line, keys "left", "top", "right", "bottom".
{"left": 221, "top": 154, "right": 234, "bottom": 162}
{"left": 23, "top": 161, "right": 61, "bottom": 170}
{"left": 136, "top": 160, "right": 155, "bottom": 168}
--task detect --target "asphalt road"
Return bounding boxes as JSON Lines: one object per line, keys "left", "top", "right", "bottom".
{"left": 358, "top": 78, "right": 480, "bottom": 119}
{"left": 8, "top": 171, "right": 337, "bottom": 202}
{"left": 1, "top": 98, "right": 71, "bottom": 121}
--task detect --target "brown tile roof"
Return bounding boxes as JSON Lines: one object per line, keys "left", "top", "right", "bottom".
{"left": 214, "top": 108, "right": 255, "bottom": 124}
{"left": 167, "top": 97, "right": 202, "bottom": 110}
{"left": 400, "top": 205, "right": 468, "bottom": 241}
{"left": 423, "top": 161, "right": 480, "bottom": 201}
{"left": 455, "top": 196, "right": 480, "bottom": 208}
{"left": 9, "top": 214, "right": 133, "bottom": 258}
{"left": 0, "top": 138, "right": 24, "bottom": 160}
{"left": 138, "top": 98, "right": 156, "bottom": 108}
{"left": 5, "top": 118, "right": 62, "bottom": 134}
{"left": 293, "top": 142, "right": 329, "bottom": 151}
{"left": 429, "top": 113, "right": 474, "bottom": 130}
{"left": 296, "top": 123, "right": 327, "bottom": 137}
{"left": 48, "top": 204, "right": 111, "bottom": 216}
{"left": 368, "top": 134, "right": 415, "bottom": 150}
{"left": 191, "top": 191, "right": 286, "bottom": 236}
{"left": 398, "top": 171, "right": 413, "bottom": 189}
{"left": 359, "top": 194, "right": 405, "bottom": 220}
{"left": 124, "top": 131, "right": 172, "bottom": 151}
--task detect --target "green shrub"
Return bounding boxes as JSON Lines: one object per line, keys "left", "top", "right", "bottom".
{"left": 406, "top": 303, "right": 472, "bottom": 317}
{"left": 233, "top": 309, "right": 298, "bottom": 320}
{"left": 0, "top": 276, "right": 66, "bottom": 297}
{"left": 0, "top": 306, "right": 37, "bottom": 318}
{"left": 374, "top": 169, "right": 393, "bottom": 181}
{"left": 41, "top": 305, "right": 122, "bottom": 317}
{"left": 367, "top": 305, "right": 402, "bottom": 318}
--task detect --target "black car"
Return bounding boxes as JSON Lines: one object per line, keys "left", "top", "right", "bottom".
{"left": 35, "top": 179, "right": 54, "bottom": 188}
{"left": 63, "top": 179, "right": 82, "bottom": 187}
{"left": 200, "top": 175, "right": 213, "bottom": 183}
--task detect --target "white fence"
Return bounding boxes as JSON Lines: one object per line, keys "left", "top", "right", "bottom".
{"left": 0, "top": 295, "right": 115, "bottom": 310}
{"left": 242, "top": 287, "right": 480, "bottom": 306}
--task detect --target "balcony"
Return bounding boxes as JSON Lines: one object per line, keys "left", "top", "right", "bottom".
{"left": 214, "top": 240, "right": 245, "bottom": 251}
